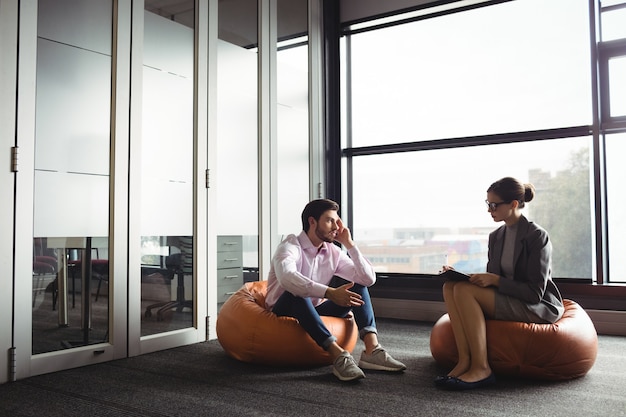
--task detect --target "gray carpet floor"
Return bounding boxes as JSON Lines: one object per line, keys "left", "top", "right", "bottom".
{"left": 1, "top": 318, "right": 625, "bottom": 417}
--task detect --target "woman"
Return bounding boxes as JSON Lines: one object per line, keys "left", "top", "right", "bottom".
{"left": 437, "top": 177, "right": 564, "bottom": 390}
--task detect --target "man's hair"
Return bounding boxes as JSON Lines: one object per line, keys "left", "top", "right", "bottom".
{"left": 301, "top": 199, "right": 339, "bottom": 232}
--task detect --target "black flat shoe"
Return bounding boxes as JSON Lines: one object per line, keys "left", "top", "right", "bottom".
{"left": 434, "top": 375, "right": 451, "bottom": 386}
{"left": 442, "top": 373, "right": 496, "bottom": 391}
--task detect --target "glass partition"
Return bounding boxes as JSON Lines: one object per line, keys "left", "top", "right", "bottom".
{"left": 277, "top": 0, "right": 310, "bottom": 238}
{"left": 32, "top": 0, "right": 113, "bottom": 354}
{"left": 140, "top": 3, "right": 195, "bottom": 336}
{"left": 216, "top": 0, "right": 258, "bottom": 300}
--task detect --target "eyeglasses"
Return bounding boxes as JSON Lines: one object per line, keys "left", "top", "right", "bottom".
{"left": 485, "top": 200, "right": 511, "bottom": 211}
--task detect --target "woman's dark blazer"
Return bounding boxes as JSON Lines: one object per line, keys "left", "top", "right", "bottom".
{"left": 486, "top": 215, "right": 564, "bottom": 323}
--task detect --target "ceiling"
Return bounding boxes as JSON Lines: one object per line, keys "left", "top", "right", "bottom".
{"left": 144, "top": 0, "right": 308, "bottom": 48}
{"left": 143, "top": 0, "right": 459, "bottom": 48}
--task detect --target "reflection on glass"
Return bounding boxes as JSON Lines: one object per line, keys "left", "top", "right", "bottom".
{"left": 32, "top": 0, "right": 112, "bottom": 354}
{"left": 140, "top": 2, "right": 195, "bottom": 335}
{"left": 32, "top": 238, "right": 110, "bottom": 354}
{"left": 348, "top": 138, "right": 592, "bottom": 279}
{"left": 217, "top": 0, "right": 259, "bottom": 292}
{"left": 141, "top": 236, "right": 193, "bottom": 333}
{"left": 608, "top": 56, "right": 626, "bottom": 117}
{"left": 606, "top": 133, "right": 626, "bottom": 283}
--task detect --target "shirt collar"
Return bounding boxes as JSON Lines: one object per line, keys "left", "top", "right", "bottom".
{"left": 297, "top": 230, "right": 326, "bottom": 253}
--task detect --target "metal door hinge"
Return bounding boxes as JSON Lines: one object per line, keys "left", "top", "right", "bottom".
{"left": 11, "top": 147, "right": 18, "bottom": 172}
{"left": 205, "top": 316, "right": 210, "bottom": 340}
{"left": 9, "top": 347, "right": 16, "bottom": 381}
{"left": 205, "top": 169, "right": 210, "bottom": 189}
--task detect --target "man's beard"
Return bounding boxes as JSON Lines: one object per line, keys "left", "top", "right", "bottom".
{"left": 315, "top": 225, "right": 335, "bottom": 243}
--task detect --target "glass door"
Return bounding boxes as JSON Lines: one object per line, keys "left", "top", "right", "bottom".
{"left": 14, "top": 0, "right": 123, "bottom": 378}
{"left": 31, "top": 0, "right": 113, "bottom": 353}
{"left": 12, "top": 0, "right": 207, "bottom": 379}
{"left": 128, "top": 0, "right": 207, "bottom": 356}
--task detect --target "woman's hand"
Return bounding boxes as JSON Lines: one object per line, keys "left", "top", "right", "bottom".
{"left": 468, "top": 272, "right": 500, "bottom": 288}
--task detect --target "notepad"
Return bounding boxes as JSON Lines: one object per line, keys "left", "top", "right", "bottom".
{"left": 439, "top": 269, "right": 471, "bottom": 281}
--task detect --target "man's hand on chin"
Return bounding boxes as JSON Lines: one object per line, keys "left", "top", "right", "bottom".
{"left": 335, "top": 218, "right": 355, "bottom": 249}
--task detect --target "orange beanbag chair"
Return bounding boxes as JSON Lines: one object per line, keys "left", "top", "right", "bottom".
{"left": 429, "top": 299, "right": 598, "bottom": 380}
{"left": 216, "top": 280, "right": 358, "bottom": 366}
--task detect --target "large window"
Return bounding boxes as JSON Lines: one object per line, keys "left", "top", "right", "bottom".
{"left": 347, "top": 138, "right": 592, "bottom": 278}
{"left": 342, "top": 0, "right": 591, "bottom": 148}
{"left": 599, "top": 1, "right": 626, "bottom": 124}
{"left": 599, "top": 1, "right": 626, "bottom": 284}
{"left": 340, "top": 0, "right": 624, "bottom": 283}
{"left": 601, "top": 0, "right": 626, "bottom": 42}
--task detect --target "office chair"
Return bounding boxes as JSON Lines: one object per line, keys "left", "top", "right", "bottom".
{"left": 143, "top": 250, "right": 193, "bottom": 321}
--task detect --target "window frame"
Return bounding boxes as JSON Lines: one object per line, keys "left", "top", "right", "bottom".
{"left": 598, "top": 38, "right": 626, "bottom": 130}
{"left": 327, "top": 0, "right": 626, "bottom": 310}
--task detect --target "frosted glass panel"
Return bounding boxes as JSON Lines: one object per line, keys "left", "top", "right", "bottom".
{"left": 140, "top": 12, "right": 194, "bottom": 236}
{"left": 34, "top": 171, "right": 109, "bottom": 237}
{"left": 277, "top": 40, "right": 309, "bottom": 236}
{"left": 144, "top": 12, "right": 193, "bottom": 78}
{"left": 141, "top": 179, "right": 193, "bottom": 237}
{"left": 216, "top": 39, "right": 258, "bottom": 235}
{"left": 35, "top": 39, "right": 111, "bottom": 176}
{"left": 32, "top": 0, "right": 112, "bottom": 355}
{"left": 37, "top": 0, "right": 112, "bottom": 54}
{"left": 140, "top": 7, "right": 195, "bottom": 335}
{"left": 142, "top": 67, "right": 193, "bottom": 185}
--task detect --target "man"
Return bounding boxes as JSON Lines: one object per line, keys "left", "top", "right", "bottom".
{"left": 265, "top": 199, "right": 406, "bottom": 381}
